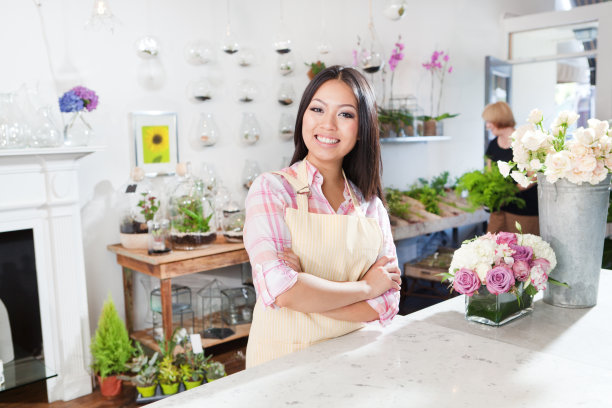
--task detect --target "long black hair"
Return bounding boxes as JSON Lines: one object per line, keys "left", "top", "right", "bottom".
{"left": 290, "top": 65, "right": 384, "bottom": 203}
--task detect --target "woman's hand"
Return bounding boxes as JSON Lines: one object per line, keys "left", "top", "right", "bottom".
{"left": 360, "top": 256, "right": 401, "bottom": 298}
{"left": 278, "top": 248, "right": 302, "bottom": 272}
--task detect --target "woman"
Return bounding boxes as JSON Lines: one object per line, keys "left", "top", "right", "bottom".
{"left": 243, "top": 66, "right": 401, "bottom": 368}
{"left": 482, "top": 101, "right": 539, "bottom": 234}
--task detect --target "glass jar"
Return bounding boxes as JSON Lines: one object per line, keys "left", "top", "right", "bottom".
{"left": 279, "top": 112, "right": 295, "bottom": 141}
{"left": 239, "top": 113, "right": 261, "bottom": 145}
{"left": 465, "top": 283, "right": 534, "bottom": 326}
{"left": 242, "top": 160, "right": 261, "bottom": 190}
{"left": 147, "top": 219, "right": 171, "bottom": 255}
{"left": 277, "top": 83, "right": 296, "bottom": 106}
{"left": 63, "top": 110, "right": 93, "bottom": 147}
{"left": 118, "top": 167, "right": 159, "bottom": 249}
{"left": 0, "top": 92, "right": 28, "bottom": 149}
{"left": 222, "top": 201, "right": 245, "bottom": 243}
{"left": 195, "top": 113, "right": 219, "bottom": 147}
{"left": 168, "top": 163, "right": 217, "bottom": 250}
{"left": 30, "top": 106, "right": 62, "bottom": 147}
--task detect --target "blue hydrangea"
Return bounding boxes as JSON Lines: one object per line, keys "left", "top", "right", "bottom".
{"left": 58, "top": 91, "right": 84, "bottom": 113}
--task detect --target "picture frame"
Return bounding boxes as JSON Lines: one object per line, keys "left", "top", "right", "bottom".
{"left": 131, "top": 111, "right": 179, "bottom": 177}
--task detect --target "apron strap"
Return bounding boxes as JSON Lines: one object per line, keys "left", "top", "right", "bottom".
{"left": 342, "top": 171, "right": 365, "bottom": 218}
{"left": 272, "top": 160, "right": 310, "bottom": 213}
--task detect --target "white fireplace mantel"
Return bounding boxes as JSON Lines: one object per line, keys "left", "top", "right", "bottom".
{"left": 0, "top": 146, "right": 103, "bottom": 402}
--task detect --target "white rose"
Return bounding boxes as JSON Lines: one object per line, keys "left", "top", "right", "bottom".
{"left": 529, "top": 159, "right": 543, "bottom": 171}
{"left": 598, "top": 135, "right": 612, "bottom": 155}
{"left": 512, "top": 124, "right": 536, "bottom": 144}
{"left": 588, "top": 118, "right": 609, "bottom": 139}
{"left": 527, "top": 109, "right": 543, "bottom": 124}
{"left": 554, "top": 111, "right": 568, "bottom": 126}
{"left": 605, "top": 154, "right": 612, "bottom": 170}
{"left": 567, "top": 140, "right": 588, "bottom": 157}
{"left": 497, "top": 161, "right": 512, "bottom": 178}
{"left": 574, "top": 154, "right": 597, "bottom": 173}
{"left": 522, "top": 129, "right": 548, "bottom": 151}
{"left": 512, "top": 145, "right": 530, "bottom": 168}
{"left": 567, "top": 112, "right": 579, "bottom": 126}
{"left": 574, "top": 127, "right": 597, "bottom": 146}
{"left": 544, "top": 150, "right": 572, "bottom": 181}
{"left": 511, "top": 170, "right": 532, "bottom": 188}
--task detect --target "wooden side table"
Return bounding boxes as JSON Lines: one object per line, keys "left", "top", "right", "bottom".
{"left": 107, "top": 237, "right": 249, "bottom": 342}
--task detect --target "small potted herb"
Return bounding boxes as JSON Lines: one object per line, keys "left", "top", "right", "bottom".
{"left": 176, "top": 337, "right": 211, "bottom": 390}
{"left": 120, "top": 342, "right": 159, "bottom": 397}
{"left": 204, "top": 361, "right": 226, "bottom": 382}
{"left": 158, "top": 355, "right": 180, "bottom": 395}
{"left": 305, "top": 61, "right": 326, "bottom": 80}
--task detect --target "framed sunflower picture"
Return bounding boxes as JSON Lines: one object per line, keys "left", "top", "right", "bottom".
{"left": 131, "top": 111, "right": 179, "bottom": 176}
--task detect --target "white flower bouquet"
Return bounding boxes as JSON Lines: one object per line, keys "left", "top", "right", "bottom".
{"left": 497, "top": 109, "right": 612, "bottom": 186}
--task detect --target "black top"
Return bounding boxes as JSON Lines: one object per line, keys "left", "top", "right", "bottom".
{"left": 485, "top": 137, "right": 538, "bottom": 216}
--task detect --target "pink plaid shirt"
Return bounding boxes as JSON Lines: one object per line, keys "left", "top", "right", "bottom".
{"left": 243, "top": 160, "right": 400, "bottom": 326}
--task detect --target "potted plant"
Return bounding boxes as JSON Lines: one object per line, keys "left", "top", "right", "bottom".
{"left": 158, "top": 355, "right": 180, "bottom": 395}
{"left": 421, "top": 50, "right": 458, "bottom": 136}
{"left": 305, "top": 61, "right": 326, "bottom": 80}
{"left": 120, "top": 342, "right": 159, "bottom": 397}
{"left": 90, "top": 294, "right": 134, "bottom": 397}
{"left": 120, "top": 191, "right": 160, "bottom": 249}
{"left": 204, "top": 360, "right": 226, "bottom": 382}
{"left": 455, "top": 163, "right": 525, "bottom": 213}
{"left": 176, "top": 337, "right": 211, "bottom": 390}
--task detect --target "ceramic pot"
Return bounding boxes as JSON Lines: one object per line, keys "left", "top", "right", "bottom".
{"left": 98, "top": 375, "right": 122, "bottom": 397}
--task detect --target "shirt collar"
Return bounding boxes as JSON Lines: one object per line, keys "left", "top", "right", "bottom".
{"left": 287, "top": 159, "right": 362, "bottom": 205}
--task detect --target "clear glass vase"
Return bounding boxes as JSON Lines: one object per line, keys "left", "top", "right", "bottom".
{"left": 0, "top": 92, "right": 28, "bottom": 149}
{"left": 30, "top": 107, "right": 62, "bottom": 147}
{"left": 465, "top": 283, "right": 534, "bottom": 326}
{"left": 63, "top": 111, "right": 93, "bottom": 146}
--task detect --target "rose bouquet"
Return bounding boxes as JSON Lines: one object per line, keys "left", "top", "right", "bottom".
{"left": 442, "top": 225, "right": 566, "bottom": 325}
{"left": 497, "top": 109, "right": 612, "bottom": 187}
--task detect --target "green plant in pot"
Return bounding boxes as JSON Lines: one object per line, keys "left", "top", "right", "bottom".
{"left": 158, "top": 355, "right": 181, "bottom": 395}
{"left": 90, "top": 294, "right": 134, "bottom": 397}
{"left": 176, "top": 337, "right": 211, "bottom": 389}
{"left": 170, "top": 193, "right": 216, "bottom": 250}
{"left": 119, "top": 342, "right": 159, "bottom": 397}
{"left": 455, "top": 163, "right": 525, "bottom": 213}
{"left": 204, "top": 360, "right": 226, "bottom": 382}
{"left": 305, "top": 60, "right": 326, "bottom": 80}
{"left": 120, "top": 191, "right": 160, "bottom": 249}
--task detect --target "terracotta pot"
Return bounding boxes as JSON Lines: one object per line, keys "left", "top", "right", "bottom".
{"left": 423, "top": 119, "right": 438, "bottom": 136}
{"left": 307, "top": 70, "right": 315, "bottom": 80}
{"left": 98, "top": 375, "right": 122, "bottom": 397}
{"left": 380, "top": 123, "right": 392, "bottom": 138}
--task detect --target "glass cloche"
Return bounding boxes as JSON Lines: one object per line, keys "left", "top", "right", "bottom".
{"left": 118, "top": 167, "right": 159, "bottom": 249}
{"left": 168, "top": 162, "right": 217, "bottom": 250}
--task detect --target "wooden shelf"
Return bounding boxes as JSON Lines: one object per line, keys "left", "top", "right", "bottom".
{"left": 131, "top": 322, "right": 251, "bottom": 352}
{"left": 391, "top": 208, "right": 488, "bottom": 241}
{"left": 380, "top": 136, "right": 450, "bottom": 144}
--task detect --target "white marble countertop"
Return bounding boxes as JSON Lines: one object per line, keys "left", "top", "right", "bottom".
{"left": 148, "top": 270, "right": 612, "bottom": 408}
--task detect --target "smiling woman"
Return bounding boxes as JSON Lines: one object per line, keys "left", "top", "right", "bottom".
{"left": 243, "top": 66, "right": 401, "bottom": 368}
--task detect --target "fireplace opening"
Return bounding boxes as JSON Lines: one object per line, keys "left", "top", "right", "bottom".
{"left": 0, "top": 229, "right": 43, "bottom": 361}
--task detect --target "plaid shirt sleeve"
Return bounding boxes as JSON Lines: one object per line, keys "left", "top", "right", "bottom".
{"left": 243, "top": 173, "right": 298, "bottom": 308}
{"left": 364, "top": 197, "right": 401, "bottom": 326}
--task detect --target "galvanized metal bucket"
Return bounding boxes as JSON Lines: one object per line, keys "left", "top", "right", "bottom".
{"left": 538, "top": 173, "right": 611, "bottom": 308}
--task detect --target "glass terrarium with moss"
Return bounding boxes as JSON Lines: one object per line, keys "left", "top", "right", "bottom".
{"left": 119, "top": 167, "right": 160, "bottom": 249}
{"left": 168, "top": 163, "right": 217, "bottom": 250}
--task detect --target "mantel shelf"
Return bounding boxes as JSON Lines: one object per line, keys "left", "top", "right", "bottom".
{"left": 0, "top": 145, "right": 104, "bottom": 159}
{"left": 380, "top": 136, "right": 451, "bottom": 144}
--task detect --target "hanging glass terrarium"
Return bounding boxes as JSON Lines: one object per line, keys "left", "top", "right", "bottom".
{"left": 278, "top": 112, "right": 295, "bottom": 141}
{"left": 195, "top": 113, "right": 219, "bottom": 147}
{"left": 221, "top": 0, "right": 239, "bottom": 54}
{"left": 168, "top": 163, "right": 216, "bottom": 250}
{"left": 239, "top": 113, "right": 261, "bottom": 145}
{"left": 383, "top": 0, "right": 408, "bottom": 20}
{"left": 236, "top": 80, "right": 257, "bottom": 103}
{"left": 360, "top": 0, "right": 384, "bottom": 74}
{"left": 184, "top": 39, "right": 214, "bottom": 65}
{"left": 277, "top": 82, "right": 296, "bottom": 106}
{"left": 187, "top": 78, "right": 213, "bottom": 102}
{"left": 242, "top": 159, "right": 261, "bottom": 190}
{"left": 277, "top": 54, "right": 295, "bottom": 76}
{"left": 222, "top": 201, "right": 245, "bottom": 243}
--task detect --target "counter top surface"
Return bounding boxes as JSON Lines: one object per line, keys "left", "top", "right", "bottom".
{"left": 149, "top": 270, "right": 612, "bottom": 408}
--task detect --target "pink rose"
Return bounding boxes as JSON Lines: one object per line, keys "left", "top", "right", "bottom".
{"left": 453, "top": 268, "right": 481, "bottom": 296}
{"left": 485, "top": 266, "right": 514, "bottom": 295}
{"left": 496, "top": 232, "right": 518, "bottom": 246}
{"left": 512, "top": 260, "right": 530, "bottom": 281}
{"left": 510, "top": 244, "right": 533, "bottom": 262}
{"left": 531, "top": 258, "right": 551, "bottom": 274}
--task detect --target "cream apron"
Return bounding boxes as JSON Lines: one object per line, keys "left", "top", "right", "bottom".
{"left": 246, "top": 160, "right": 383, "bottom": 368}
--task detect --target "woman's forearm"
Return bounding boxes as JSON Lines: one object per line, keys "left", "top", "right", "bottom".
{"left": 275, "top": 273, "right": 370, "bottom": 313}
{"left": 319, "top": 301, "right": 379, "bottom": 322}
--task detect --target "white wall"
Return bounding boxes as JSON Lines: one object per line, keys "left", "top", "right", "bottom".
{"left": 0, "top": 0, "right": 555, "bottom": 333}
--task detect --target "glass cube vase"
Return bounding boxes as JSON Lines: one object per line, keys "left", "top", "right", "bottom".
{"left": 465, "top": 284, "right": 534, "bottom": 326}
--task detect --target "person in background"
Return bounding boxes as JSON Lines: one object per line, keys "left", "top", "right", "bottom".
{"left": 482, "top": 101, "right": 539, "bottom": 234}
{"left": 243, "top": 66, "right": 401, "bottom": 368}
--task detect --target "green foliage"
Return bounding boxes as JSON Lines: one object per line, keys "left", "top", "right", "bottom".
{"left": 455, "top": 163, "right": 525, "bottom": 213}
{"left": 204, "top": 361, "right": 226, "bottom": 382}
{"left": 176, "top": 337, "right": 211, "bottom": 383}
{"left": 90, "top": 294, "right": 134, "bottom": 378}
{"left": 120, "top": 342, "right": 159, "bottom": 387}
{"left": 305, "top": 60, "right": 326, "bottom": 76}
{"left": 158, "top": 355, "right": 180, "bottom": 385}
{"left": 378, "top": 107, "right": 414, "bottom": 133}
{"left": 137, "top": 192, "right": 159, "bottom": 222}
{"left": 418, "top": 113, "right": 460, "bottom": 122}
{"left": 173, "top": 197, "right": 213, "bottom": 233}
{"left": 405, "top": 171, "right": 449, "bottom": 215}
{"left": 385, "top": 188, "right": 422, "bottom": 220}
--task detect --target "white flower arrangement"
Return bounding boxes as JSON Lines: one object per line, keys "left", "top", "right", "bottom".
{"left": 497, "top": 109, "right": 612, "bottom": 186}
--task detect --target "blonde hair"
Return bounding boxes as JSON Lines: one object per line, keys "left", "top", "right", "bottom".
{"left": 482, "top": 101, "right": 516, "bottom": 128}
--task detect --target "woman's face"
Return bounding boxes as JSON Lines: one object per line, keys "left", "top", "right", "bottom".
{"left": 302, "top": 79, "right": 359, "bottom": 169}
